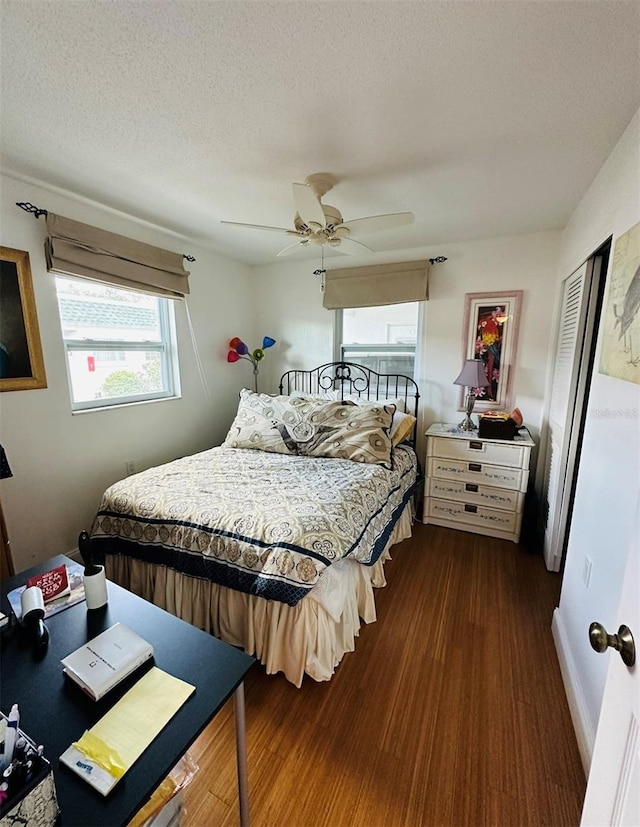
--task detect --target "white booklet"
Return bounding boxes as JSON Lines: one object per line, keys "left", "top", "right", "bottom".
{"left": 61, "top": 623, "right": 154, "bottom": 701}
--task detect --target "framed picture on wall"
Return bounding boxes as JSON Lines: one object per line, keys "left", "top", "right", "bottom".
{"left": 459, "top": 290, "right": 522, "bottom": 413}
{"left": 0, "top": 247, "right": 47, "bottom": 391}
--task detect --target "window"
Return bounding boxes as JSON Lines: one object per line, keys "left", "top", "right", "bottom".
{"left": 55, "top": 276, "right": 179, "bottom": 411}
{"left": 338, "top": 302, "right": 419, "bottom": 376}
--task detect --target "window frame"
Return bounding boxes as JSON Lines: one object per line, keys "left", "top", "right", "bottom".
{"left": 55, "top": 276, "right": 180, "bottom": 412}
{"left": 334, "top": 304, "right": 421, "bottom": 379}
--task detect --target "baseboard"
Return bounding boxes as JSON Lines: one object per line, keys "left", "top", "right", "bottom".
{"left": 551, "top": 607, "right": 594, "bottom": 777}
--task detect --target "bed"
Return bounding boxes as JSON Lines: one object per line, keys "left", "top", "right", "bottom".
{"left": 92, "top": 362, "right": 420, "bottom": 686}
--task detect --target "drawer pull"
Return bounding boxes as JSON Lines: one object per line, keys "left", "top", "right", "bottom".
{"left": 468, "top": 462, "right": 482, "bottom": 472}
{"left": 464, "top": 504, "right": 478, "bottom": 513}
{"left": 465, "top": 483, "right": 479, "bottom": 493}
{"left": 469, "top": 441, "right": 483, "bottom": 450}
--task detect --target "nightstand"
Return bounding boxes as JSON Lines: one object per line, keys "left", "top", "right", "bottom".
{"left": 423, "top": 423, "right": 535, "bottom": 543}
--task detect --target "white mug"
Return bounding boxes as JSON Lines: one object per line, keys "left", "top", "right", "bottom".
{"left": 83, "top": 566, "right": 108, "bottom": 610}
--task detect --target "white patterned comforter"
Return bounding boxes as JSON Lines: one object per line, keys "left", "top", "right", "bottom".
{"left": 91, "top": 445, "right": 418, "bottom": 606}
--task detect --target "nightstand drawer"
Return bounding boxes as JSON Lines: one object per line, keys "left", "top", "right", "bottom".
{"left": 428, "top": 435, "right": 527, "bottom": 469}
{"left": 427, "top": 456, "right": 527, "bottom": 492}
{"left": 425, "top": 497, "right": 518, "bottom": 534}
{"left": 426, "top": 478, "right": 522, "bottom": 511}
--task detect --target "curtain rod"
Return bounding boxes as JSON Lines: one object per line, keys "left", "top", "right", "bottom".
{"left": 315, "top": 256, "right": 448, "bottom": 276}
{"left": 15, "top": 201, "right": 197, "bottom": 262}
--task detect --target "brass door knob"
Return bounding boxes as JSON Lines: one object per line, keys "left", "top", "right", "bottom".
{"left": 589, "top": 622, "right": 636, "bottom": 667}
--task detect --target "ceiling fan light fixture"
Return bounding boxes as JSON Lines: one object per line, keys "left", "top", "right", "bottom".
{"left": 321, "top": 204, "right": 343, "bottom": 227}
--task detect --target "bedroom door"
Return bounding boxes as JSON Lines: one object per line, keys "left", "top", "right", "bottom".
{"left": 580, "top": 501, "right": 639, "bottom": 825}
{"left": 541, "top": 255, "right": 603, "bottom": 572}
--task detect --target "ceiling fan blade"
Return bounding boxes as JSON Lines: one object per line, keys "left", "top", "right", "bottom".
{"left": 276, "top": 240, "right": 307, "bottom": 258}
{"left": 292, "top": 183, "right": 327, "bottom": 228}
{"left": 221, "top": 221, "right": 291, "bottom": 234}
{"left": 339, "top": 237, "right": 375, "bottom": 254}
{"left": 339, "top": 212, "right": 414, "bottom": 236}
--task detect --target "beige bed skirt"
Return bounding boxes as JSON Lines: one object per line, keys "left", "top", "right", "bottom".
{"left": 105, "top": 502, "right": 414, "bottom": 687}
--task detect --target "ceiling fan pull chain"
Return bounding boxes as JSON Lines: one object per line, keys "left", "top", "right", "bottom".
{"left": 314, "top": 249, "right": 326, "bottom": 291}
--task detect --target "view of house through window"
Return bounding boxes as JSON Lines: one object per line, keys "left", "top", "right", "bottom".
{"left": 339, "top": 302, "right": 419, "bottom": 376}
{"left": 55, "top": 276, "right": 178, "bottom": 411}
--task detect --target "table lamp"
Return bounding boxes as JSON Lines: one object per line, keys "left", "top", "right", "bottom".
{"left": 453, "top": 359, "right": 490, "bottom": 431}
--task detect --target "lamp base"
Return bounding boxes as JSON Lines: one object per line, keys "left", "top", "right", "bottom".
{"left": 458, "top": 391, "right": 478, "bottom": 431}
{"left": 458, "top": 414, "right": 477, "bottom": 431}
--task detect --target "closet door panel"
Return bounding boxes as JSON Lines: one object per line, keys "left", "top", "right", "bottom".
{"left": 542, "top": 260, "right": 594, "bottom": 571}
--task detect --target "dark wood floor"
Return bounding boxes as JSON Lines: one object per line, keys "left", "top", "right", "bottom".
{"left": 181, "top": 524, "right": 586, "bottom": 826}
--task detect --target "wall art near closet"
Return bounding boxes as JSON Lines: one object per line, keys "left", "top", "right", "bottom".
{"left": 0, "top": 247, "right": 47, "bottom": 391}
{"left": 459, "top": 290, "right": 522, "bottom": 413}
{"left": 599, "top": 221, "right": 640, "bottom": 385}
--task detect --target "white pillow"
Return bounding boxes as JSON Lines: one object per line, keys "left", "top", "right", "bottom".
{"left": 289, "top": 389, "right": 341, "bottom": 401}
{"left": 342, "top": 393, "right": 407, "bottom": 413}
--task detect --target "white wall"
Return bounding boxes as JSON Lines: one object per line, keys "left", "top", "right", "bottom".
{"left": 0, "top": 174, "right": 255, "bottom": 572}
{"left": 254, "top": 231, "right": 561, "bottom": 482}
{"left": 551, "top": 109, "right": 640, "bottom": 768}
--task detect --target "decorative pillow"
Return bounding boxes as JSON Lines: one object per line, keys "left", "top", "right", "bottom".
{"left": 342, "top": 396, "right": 416, "bottom": 445}
{"left": 223, "top": 389, "right": 322, "bottom": 455}
{"left": 290, "top": 400, "right": 394, "bottom": 467}
{"left": 223, "top": 390, "right": 394, "bottom": 467}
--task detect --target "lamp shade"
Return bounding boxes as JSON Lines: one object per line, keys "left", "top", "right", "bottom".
{"left": 453, "top": 359, "right": 490, "bottom": 388}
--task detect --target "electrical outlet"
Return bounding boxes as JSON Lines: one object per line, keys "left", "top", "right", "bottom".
{"left": 125, "top": 460, "right": 137, "bottom": 476}
{"left": 583, "top": 555, "right": 593, "bottom": 588}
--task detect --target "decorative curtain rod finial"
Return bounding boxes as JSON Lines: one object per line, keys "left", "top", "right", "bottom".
{"left": 16, "top": 202, "right": 48, "bottom": 219}
{"left": 429, "top": 256, "right": 448, "bottom": 264}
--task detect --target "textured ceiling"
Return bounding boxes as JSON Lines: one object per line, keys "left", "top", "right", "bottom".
{"left": 1, "top": 1, "right": 639, "bottom": 265}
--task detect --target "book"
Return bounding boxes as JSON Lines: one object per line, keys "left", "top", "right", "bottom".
{"left": 61, "top": 623, "right": 154, "bottom": 701}
{"left": 7, "top": 562, "right": 86, "bottom": 621}
{"left": 27, "top": 563, "right": 70, "bottom": 603}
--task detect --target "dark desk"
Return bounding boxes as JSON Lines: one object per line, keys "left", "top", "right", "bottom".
{"left": 1, "top": 555, "right": 255, "bottom": 826}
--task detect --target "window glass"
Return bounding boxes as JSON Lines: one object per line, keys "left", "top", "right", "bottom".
{"left": 55, "top": 276, "right": 179, "bottom": 411}
{"left": 339, "top": 302, "right": 419, "bottom": 376}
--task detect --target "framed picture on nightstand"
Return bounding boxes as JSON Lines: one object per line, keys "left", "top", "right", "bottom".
{"left": 459, "top": 291, "right": 522, "bottom": 414}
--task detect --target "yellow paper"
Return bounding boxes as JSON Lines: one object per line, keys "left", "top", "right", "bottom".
{"left": 80, "top": 667, "right": 195, "bottom": 771}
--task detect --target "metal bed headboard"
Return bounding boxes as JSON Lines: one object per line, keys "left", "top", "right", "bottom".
{"left": 279, "top": 361, "right": 420, "bottom": 448}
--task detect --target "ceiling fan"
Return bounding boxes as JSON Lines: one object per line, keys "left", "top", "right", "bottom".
{"left": 221, "top": 173, "right": 414, "bottom": 257}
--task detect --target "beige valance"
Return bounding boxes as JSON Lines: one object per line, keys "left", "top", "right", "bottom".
{"left": 322, "top": 259, "right": 429, "bottom": 309}
{"left": 44, "top": 213, "right": 190, "bottom": 298}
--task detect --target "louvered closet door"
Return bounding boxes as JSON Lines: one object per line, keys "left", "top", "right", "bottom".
{"left": 542, "top": 261, "right": 594, "bottom": 571}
